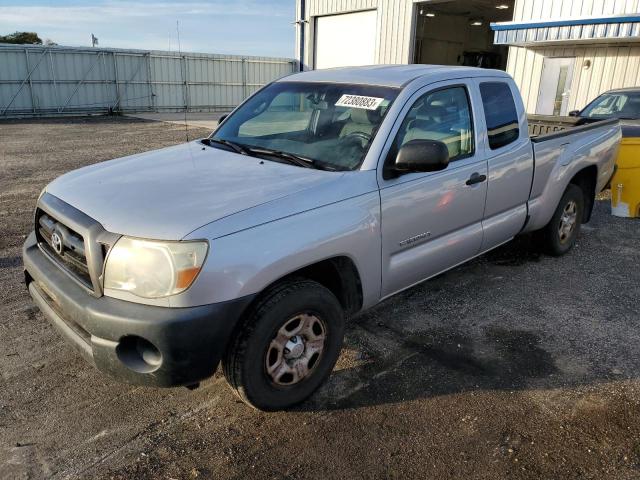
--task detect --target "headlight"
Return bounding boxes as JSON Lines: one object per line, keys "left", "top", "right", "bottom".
{"left": 104, "top": 237, "right": 208, "bottom": 299}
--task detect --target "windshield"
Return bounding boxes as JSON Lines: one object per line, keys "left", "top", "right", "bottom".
{"left": 211, "top": 81, "right": 399, "bottom": 171}
{"left": 580, "top": 91, "right": 640, "bottom": 119}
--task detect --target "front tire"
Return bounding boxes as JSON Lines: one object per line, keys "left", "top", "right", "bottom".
{"left": 222, "top": 280, "right": 344, "bottom": 411}
{"left": 539, "top": 184, "right": 584, "bottom": 256}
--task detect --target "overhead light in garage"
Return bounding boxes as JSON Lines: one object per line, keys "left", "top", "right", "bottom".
{"left": 470, "top": 19, "right": 484, "bottom": 26}
{"left": 496, "top": 4, "right": 510, "bottom": 9}
{"left": 419, "top": 9, "right": 435, "bottom": 17}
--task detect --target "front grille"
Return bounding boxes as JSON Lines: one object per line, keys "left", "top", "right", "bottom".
{"left": 35, "top": 193, "right": 120, "bottom": 297}
{"left": 35, "top": 208, "right": 93, "bottom": 290}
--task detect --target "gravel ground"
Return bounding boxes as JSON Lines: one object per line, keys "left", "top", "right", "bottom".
{"left": 1, "top": 117, "right": 639, "bottom": 480}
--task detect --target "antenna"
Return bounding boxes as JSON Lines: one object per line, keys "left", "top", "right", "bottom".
{"left": 176, "top": 20, "right": 189, "bottom": 142}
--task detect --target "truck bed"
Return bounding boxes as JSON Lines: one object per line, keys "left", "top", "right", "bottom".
{"left": 528, "top": 115, "right": 615, "bottom": 140}
{"left": 529, "top": 113, "right": 640, "bottom": 137}
{"left": 523, "top": 118, "right": 621, "bottom": 233}
{"left": 527, "top": 114, "right": 579, "bottom": 137}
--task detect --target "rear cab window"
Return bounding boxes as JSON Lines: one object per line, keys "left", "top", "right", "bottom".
{"left": 479, "top": 82, "right": 520, "bottom": 150}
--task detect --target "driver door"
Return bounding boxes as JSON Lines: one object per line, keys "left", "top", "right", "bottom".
{"left": 379, "top": 81, "right": 488, "bottom": 298}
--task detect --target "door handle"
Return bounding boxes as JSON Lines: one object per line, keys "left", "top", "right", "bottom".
{"left": 466, "top": 172, "right": 487, "bottom": 186}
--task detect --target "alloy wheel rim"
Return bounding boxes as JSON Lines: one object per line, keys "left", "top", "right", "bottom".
{"left": 558, "top": 200, "right": 578, "bottom": 244}
{"left": 265, "top": 313, "right": 326, "bottom": 386}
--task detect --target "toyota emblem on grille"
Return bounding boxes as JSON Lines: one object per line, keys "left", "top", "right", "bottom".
{"left": 51, "top": 231, "right": 63, "bottom": 255}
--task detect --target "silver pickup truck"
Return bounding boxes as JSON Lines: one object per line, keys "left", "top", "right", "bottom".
{"left": 23, "top": 65, "right": 620, "bottom": 410}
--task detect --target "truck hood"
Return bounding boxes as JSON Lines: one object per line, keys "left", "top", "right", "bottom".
{"left": 45, "top": 141, "right": 341, "bottom": 240}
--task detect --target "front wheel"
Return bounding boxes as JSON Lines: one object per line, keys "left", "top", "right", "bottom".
{"left": 539, "top": 184, "right": 585, "bottom": 256}
{"left": 222, "top": 280, "right": 344, "bottom": 411}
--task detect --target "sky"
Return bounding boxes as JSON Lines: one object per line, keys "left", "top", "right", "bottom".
{"left": 0, "top": 0, "right": 296, "bottom": 58}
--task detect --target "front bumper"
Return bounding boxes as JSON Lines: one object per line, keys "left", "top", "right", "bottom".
{"left": 23, "top": 232, "right": 254, "bottom": 387}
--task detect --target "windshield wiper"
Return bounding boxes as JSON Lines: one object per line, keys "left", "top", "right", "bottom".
{"left": 206, "top": 140, "right": 339, "bottom": 170}
{"left": 206, "top": 138, "right": 251, "bottom": 156}
{"left": 245, "top": 147, "right": 316, "bottom": 169}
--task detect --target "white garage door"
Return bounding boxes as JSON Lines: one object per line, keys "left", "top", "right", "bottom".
{"left": 315, "top": 10, "right": 377, "bottom": 69}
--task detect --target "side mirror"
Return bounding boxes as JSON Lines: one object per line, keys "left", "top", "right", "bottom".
{"left": 218, "top": 113, "right": 229, "bottom": 124}
{"left": 394, "top": 139, "right": 450, "bottom": 174}
{"left": 568, "top": 110, "right": 580, "bottom": 117}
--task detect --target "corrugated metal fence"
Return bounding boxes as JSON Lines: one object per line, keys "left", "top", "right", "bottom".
{"left": 0, "top": 44, "right": 296, "bottom": 117}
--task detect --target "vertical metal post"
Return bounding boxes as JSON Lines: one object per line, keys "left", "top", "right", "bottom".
{"left": 181, "top": 55, "right": 190, "bottom": 112}
{"left": 101, "top": 52, "right": 109, "bottom": 111}
{"left": 146, "top": 52, "right": 155, "bottom": 112}
{"left": 298, "top": 0, "right": 306, "bottom": 71}
{"left": 48, "top": 49, "right": 60, "bottom": 112}
{"left": 112, "top": 52, "right": 121, "bottom": 112}
{"left": 242, "top": 57, "right": 248, "bottom": 100}
{"left": 25, "top": 48, "right": 37, "bottom": 113}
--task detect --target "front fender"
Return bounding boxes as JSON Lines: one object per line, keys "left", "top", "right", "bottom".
{"left": 178, "top": 192, "right": 382, "bottom": 309}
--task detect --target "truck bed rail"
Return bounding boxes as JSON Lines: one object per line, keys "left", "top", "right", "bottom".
{"left": 528, "top": 114, "right": 578, "bottom": 137}
{"left": 530, "top": 118, "right": 618, "bottom": 143}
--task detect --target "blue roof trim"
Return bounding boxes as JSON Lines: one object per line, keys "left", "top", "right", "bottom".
{"left": 491, "top": 15, "right": 640, "bottom": 31}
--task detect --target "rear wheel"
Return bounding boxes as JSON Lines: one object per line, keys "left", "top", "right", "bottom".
{"left": 539, "top": 184, "right": 584, "bottom": 256}
{"left": 222, "top": 280, "right": 344, "bottom": 411}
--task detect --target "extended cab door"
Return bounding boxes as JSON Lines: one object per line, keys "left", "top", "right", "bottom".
{"left": 378, "top": 81, "right": 488, "bottom": 298}
{"left": 473, "top": 79, "right": 534, "bottom": 251}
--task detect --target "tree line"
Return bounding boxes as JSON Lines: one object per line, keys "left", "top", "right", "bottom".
{"left": 0, "top": 32, "right": 56, "bottom": 45}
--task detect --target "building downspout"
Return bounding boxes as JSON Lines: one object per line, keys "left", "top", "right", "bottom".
{"left": 298, "top": 0, "right": 306, "bottom": 71}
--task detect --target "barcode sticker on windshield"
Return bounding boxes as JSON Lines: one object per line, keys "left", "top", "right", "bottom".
{"left": 335, "top": 94, "right": 384, "bottom": 110}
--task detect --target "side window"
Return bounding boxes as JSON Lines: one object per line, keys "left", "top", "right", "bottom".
{"left": 479, "top": 82, "right": 520, "bottom": 150}
{"left": 589, "top": 95, "right": 623, "bottom": 116}
{"left": 393, "top": 86, "right": 474, "bottom": 162}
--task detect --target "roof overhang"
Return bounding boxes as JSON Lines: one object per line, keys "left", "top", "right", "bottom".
{"left": 491, "top": 14, "right": 640, "bottom": 46}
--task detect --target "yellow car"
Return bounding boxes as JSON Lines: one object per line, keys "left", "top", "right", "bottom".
{"left": 569, "top": 88, "right": 640, "bottom": 218}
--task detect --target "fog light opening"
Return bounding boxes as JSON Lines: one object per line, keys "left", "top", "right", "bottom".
{"left": 116, "top": 336, "right": 163, "bottom": 373}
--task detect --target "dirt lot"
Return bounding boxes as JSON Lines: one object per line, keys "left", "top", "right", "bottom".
{"left": 1, "top": 117, "right": 639, "bottom": 480}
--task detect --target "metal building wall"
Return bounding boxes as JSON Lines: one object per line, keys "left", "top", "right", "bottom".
{"left": 0, "top": 44, "right": 296, "bottom": 117}
{"left": 298, "top": 0, "right": 415, "bottom": 68}
{"left": 307, "top": 0, "right": 378, "bottom": 16}
{"left": 508, "top": 43, "right": 640, "bottom": 112}
{"left": 513, "top": 0, "right": 640, "bottom": 21}
{"left": 507, "top": 0, "right": 640, "bottom": 113}
{"left": 375, "top": 0, "right": 416, "bottom": 64}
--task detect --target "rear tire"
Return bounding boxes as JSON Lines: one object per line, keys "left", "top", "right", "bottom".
{"left": 539, "top": 183, "right": 584, "bottom": 256}
{"left": 222, "top": 279, "right": 344, "bottom": 411}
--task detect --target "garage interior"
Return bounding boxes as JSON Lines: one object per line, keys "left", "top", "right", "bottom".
{"left": 413, "top": 0, "right": 514, "bottom": 69}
